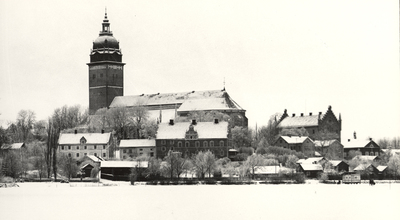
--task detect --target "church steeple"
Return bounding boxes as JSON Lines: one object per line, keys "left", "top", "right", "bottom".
{"left": 101, "top": 9, "right": 111, "bottom": 34}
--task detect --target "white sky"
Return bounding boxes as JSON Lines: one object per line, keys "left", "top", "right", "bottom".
{"left": 0, "top": 0, "right": 399, "bottom": 141}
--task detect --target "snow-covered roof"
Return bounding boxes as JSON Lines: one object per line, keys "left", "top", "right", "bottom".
{"left": 58, "top": 133, "right": 111, "bottom": 145}
{"left": 300, "top": 163, "right": 323, "bottom": 171}
{"left": 101, "top": 160, "right": 148, "bottom": 168}
{"left": 119, "top": 139, "right": 156, "bottom": 148}
{"left": 1, "top": 143, "right": 25, "bottom": 150}
{"left": 177, "top": 98, "right": 232, "bottom": 112}
{"left": 376, "top": 165, "right": 387, "bottom": 172}
{"left": 279, "top": 136, "right": 311, "bottom": 144}
{"left": 342, "top": 140, "right": 377, "bottom": 149}
{"left": 110, "top": 89, "right": 244, "bottom": 110}
{"left": 156, "top": 121, "right": 229, "bottom": 139}
{"left": 277, "top": 115, "right": 321, "bottom": 128}
{"left": 354, "top": 155, "right": 378, "bottom": 161}
{"left": 353, "top": 163, "right": 373, "bottom": 171}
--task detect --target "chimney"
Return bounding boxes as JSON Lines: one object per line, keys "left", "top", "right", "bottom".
{"left": 301, "top": 113, "right": 304, "bottom": 117}
{"left": 309, "top": 112, "right": 312, "bottom": 116}
{"left": 369, "top": 138, "right": 372, "bottom": 141}
{"left": 101, "top": 129, "right": 104, "bottom": 134}
{"left": 214, "top": 118, "right": 219, "bottom": 124}
{"left": 169, "top": 119, "right": 174, "bottom": 125}
{"left": 192, "top": 119, "right": 197, "bottom": 125}
{"left": 353, "top": 131, "right": 357, "bottom": 139}
{"left": 319, "top": 112, "right": 322, "bottom": 115}
{"left": 74, "top": 130, "right": 77, "bottom": 134}
{"left": 292, "top": 113, "right": 296, "bottom": 117}
{"left": 348, "top": 139, "right": 350, "bottom": 142}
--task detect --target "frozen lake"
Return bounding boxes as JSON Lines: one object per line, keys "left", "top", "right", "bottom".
{"left": 1, "top": 182, "right": 399, "bottom": 220}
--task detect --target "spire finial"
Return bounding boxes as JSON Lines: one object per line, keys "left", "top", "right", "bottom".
{"left": 105, "top": 7, "right": 108, "bottom": 19}
{"left": 223, "top": 77, "right": 226, "bottom": 91}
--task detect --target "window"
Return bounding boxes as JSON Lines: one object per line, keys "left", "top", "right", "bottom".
{"left": 150, "top": 148, "right": 153, "bottom": 151}
{"left": 84, "top": 153, "right": 87, "bottom": 156}
{"left": 161, "top": 140, "right": 166, "bottom": 145}
{"left": 150, "top": 152, "right": 154, "bottom": 157}
{"left": 77, "top": 146, "right": 79, "bottom": 150}
{"left": 94, "top": 145, "right": 97, "bottom": 150}
{"left": 103, "top": 153, "right": 106, "bottom": 157}
{"left": 92, "top": 74, "right": 95, "bottom": 79}
{"left": 220, "top": 149, "right": 225, "bottom": 156}
{"left": 68, "top": 153, "right": 71, "bottom": 157}
{"left": 103, "top": 145, "right": 106, "bottom": 149}
{"left": 210, "top": 141, "right": 214, "bottom": 147}
{"left": 178, "top": 142, "right": 182, "bottom": 147}
{"left": 195, "top": 141, "right": 200, "bottom": 148}
{"left": 169, "top": 140, "right": 174, "bottom": 144}
{"left": 220, "top": 141, "right": 224, "bottom": 147}
{"left": 84, "top": 146, "right": 87, "bottom": 150}
{"left": 129, "top": 149, "right": 132, "bottom": 153}
{"left": 123, "top": 150, "right": 126, "bottom": 153}
{"left": 161, "top": 146, "right": 167, "bottom": 152}
{"left": 140, "top": 149, "right": 143, "bottom": 151}
{"left": 185, "top": 142, "right": 189, "bottom": 147}
{"left": 61, "top": 146, "right": 64, "bottom": 150}
{"left": 94, "top": 153, "right": 97, "bottom": 156}
{"left": 203, "top": 141, "right": 208, "bottom": 148}
{"left": 313, "top": 130, "right": 315, "bottom": 134}
{"left": 76, "top": 153, "right": 79, "bottom": 157}
{"left": 68, "top": 146, "right": 71, "bottom": 150}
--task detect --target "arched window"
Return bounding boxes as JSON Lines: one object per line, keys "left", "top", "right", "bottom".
{"left": 178, "top": 142, "right": 182, "bottom": 148}
{"left": 210, "top": 141, "right": 214, "bottom": 147}
{"left": 220, "top": 149, "right": 225, "bottom": 156}
{"left": 203, "top": 141, "right": 208, "bottom": 148}
{"left": 195, "top": 141, "right": 200, "bottom": 148}
{"left": 220, "top": 141, "right": 224, "bottom": 147}
{"left": 185, "top": 141, "right": 190, "bottom": 147}
{"left": 161, "top": 146, "right": 167, "bottom": 152}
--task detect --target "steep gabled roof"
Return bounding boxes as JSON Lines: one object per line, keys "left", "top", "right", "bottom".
{"left": 119, "top": 139, "right": 156, "bottom": 148}
{"left": 278, "top": 136, "right": 312, "bottom": 144}
{"left": 156, "top": 121, "right": 229, "bottom": 139}
{"left": 58, "top": 133, "right": 111, "bottom": 145}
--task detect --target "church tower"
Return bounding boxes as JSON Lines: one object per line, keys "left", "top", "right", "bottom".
{"left": 88, "top": 11, "right": 125, "bottom": 114}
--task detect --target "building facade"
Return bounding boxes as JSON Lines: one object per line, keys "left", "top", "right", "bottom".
{"left": 58, "top": 131, "right": 113, "bottom": 159}
{"left": 88, "top": 12, "right": 125, "bottom": 114}
{"left": 155, "top": 119, "right": 230, "bottom": 159}
{"left": 119, "top": 139, "right": 156, "bottom": 159}
{"left": 343, "top": 139, "right": 381, "bottom": 159}
{"left": 274, "top": 136, "right": 315, "bottom": 157}
{"left": 276, "top": 106, "right": 342, "bottom": 142}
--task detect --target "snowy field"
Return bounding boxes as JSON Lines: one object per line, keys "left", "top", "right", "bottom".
{"left": 1, "top": 181, "right": 399, "bottom": 220}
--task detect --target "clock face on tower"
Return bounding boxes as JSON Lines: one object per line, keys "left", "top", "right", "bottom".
{"left": 88, "top": 12, "right": 125, "bottom": 115}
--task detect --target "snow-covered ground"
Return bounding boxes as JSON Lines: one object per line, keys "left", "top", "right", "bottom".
{"left": 1, "top": 182, "right": 399, "bottom": 220}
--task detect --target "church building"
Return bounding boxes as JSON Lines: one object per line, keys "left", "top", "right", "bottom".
{"left": 87, "top": 12, "right": 247, "bottom": 127}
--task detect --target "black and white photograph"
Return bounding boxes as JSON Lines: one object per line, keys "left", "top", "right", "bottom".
{"left": 0, "top": 1, "right": 399, "bottom": 220}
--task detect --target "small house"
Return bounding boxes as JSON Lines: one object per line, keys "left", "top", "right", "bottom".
{"left": 298, "top": 163, "right": 323, "bottom": 178}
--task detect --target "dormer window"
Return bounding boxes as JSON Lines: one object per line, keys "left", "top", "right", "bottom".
{"left": 80, "top": 137, "right": 87, "bottom": 144}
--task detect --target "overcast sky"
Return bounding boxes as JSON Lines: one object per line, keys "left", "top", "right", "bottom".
{"left": 0, "top": 0, "right": 399, "bottom": 141}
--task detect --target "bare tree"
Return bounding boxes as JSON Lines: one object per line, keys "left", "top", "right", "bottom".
{"left": 16, "top": 110, "right": 36, "bottom": 142}
{"left": 388, "top": 155, "right": 400, "bottom": 180}
{"left": 245, "top": 154, "right": 265, "bottom": 179}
